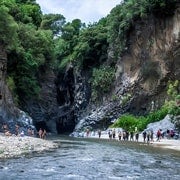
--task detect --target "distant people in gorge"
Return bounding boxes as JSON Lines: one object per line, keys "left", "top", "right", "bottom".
{"left": 86, "top": 128, "right": 90, "bottom": 137}
{"left": 38, "top": 128, "right": 43, "bottom": 138}
{"left": 130, "top": 131, "right": 134, "bottom": 141}
{"left": 27, "top": 128, "right": 34, "bottom": 136}
{"left": 38, "top": 128, "right": 47, "bottom": 139}
{"left": 169, "top": 130, "right": 175, "bottom": 138}
{"left": 112, "top": 129, "right": 116, "bottom": 139}
{"left": 108, "top": 130, "right": 112, "bottom": 139}
{"left": 80, "top": 126, "right": 176, "bottom": 146}
{"left": 167, "top": 129, "right": 170, "bottom": 139}
{"left": 143, "top": 131, "right": 147, "bottom": 142}
{"left": 42, "top": 129, "right": 47, "bottom": 139}
{"left": 123, "top": 131, "right": 126, "bottom": 140}
{"left": 156, "top": 129, "right": 161, "bottom": 142}
{"left": 126, "top": 131, "right": 129, "bottom": 141}
{"left": 15, "top": 124, "right": 20, "bottom": 136}
{"left": 2, "top": 123, "right": 11, "bottom": 136}
{"left": 146, "top": 131, "right": 151, "bottom": 144}
{"left": 98, "top": 129, "right": 101, "bottom": 138}
{"left": 118, "top": 131, "right": 122, "bottom": 141}
{"left": 150, "top": 130, "right": 154, "bottom": 142}
{"left": 135, "top": 132, "right": 139, "bottom": 142}
{"left": 1, "top": 122, "right": 40, "bottom": 138}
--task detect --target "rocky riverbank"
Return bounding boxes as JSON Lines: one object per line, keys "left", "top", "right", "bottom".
{"left": 0, "top": 133, "right": 59, "bottom": 159}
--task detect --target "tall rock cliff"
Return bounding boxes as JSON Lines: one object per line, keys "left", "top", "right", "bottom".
{"left": 71, "top": 4, "right": 180, "bottom": 133}
{"left": 26, "top": 4, "right": 179, "bottom": 134}
{"left": 111, "top": 4, "right": 180, "bottom": 114}
{"left": 0, "top": 45, "right": 34, "bottom": 133}
{"left": 3, "top": 3, "right": 179, "bottom": 135}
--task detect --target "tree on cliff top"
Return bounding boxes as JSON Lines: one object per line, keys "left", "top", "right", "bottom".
{"left": 0, "top": 6, "right": 18, "bottom": 50}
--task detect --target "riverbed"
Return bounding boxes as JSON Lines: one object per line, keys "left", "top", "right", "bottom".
{"left": 0, "top": 136, "right": 179, "bottom": 180}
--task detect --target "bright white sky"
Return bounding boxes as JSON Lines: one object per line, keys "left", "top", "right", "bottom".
{"left": 36, "top": 0, "right": 122, "bottom": 24}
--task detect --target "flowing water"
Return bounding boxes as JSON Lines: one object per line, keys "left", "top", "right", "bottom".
{"left": 0, "top": 136, "right": 179, "bottom": 180}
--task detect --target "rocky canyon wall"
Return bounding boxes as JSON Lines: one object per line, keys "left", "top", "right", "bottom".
{"left": 0, "top": 45, "right": 34, "bottom": 134}
{"left": 71, "top": 5, "right": 180, "bottom": 133}
{"left": 2, "top": 4, "right": 179, "bottom": 135}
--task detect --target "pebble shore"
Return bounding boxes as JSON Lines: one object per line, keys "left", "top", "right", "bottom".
{"left": 0, "top": 134, "right": 59, "bottom": 159}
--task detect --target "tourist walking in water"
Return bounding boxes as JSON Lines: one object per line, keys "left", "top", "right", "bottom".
{"left": 130, "top": 131, "right": 134, "bottom": 141}
{"left": 150, "top": 130, "right": 154, "bottom": 142}
{"left": 147, "top": 131, "right": 150, "bottom": 144}
{"left": 143, "top": 131, "right": 147, "bottom": 142}
{"left": 156, "top": 129, "right": 161, "bottom": 142}
{"left": 123, "top": 131, "right": 126, "bottom": 140}
{"left": 135, "top": 132, "right": 139, "bottom": 142}
{"left": 98, "top": 129, "right": 101, "bottom": 138}
{"left": 86, "top": 128, "right": 90, "bottom": 137}
{"left": 112, "top": 129, "right": 116, "bottom": 139}
{"left": 126, "top": 131, "right": 129, "bottom": 140}
{"left": 118, "top": 131, "right": 122, "bottom": 141}
{"left": 108, "top": 130, "right": 112, "bottom": 140}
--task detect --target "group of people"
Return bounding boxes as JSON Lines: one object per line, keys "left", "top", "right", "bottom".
{"left": 38, "top": 128, "right": 47, "bottom": 139}
{"left": 1, "top": 123, "right": 47, "bottom": 139}
{"left": 1, "top": 123, "right": 35, "bottom": 137}
{"left": 142, "top": 130, "right": 154, "bottom": 143}
{"left": 1, "top": 123, "right": 12, "bottom": 136}
{"left": 108, "top": 129, "right": 140, "bottom": 142}
{"left": 84, "top": 127, "right": 174, "bottom": 144}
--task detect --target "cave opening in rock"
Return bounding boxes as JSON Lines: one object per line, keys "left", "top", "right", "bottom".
{"left": 56, "top": 116, "right": 75, "bottom": 134}
{"left": 35, "top": 121, "right": 49, "bottom": 132}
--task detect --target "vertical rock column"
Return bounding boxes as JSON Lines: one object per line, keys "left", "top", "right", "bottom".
{"left": 0, "top": 45, "right": 8, "bottom": 119}
{"left": 0, "top": 45, "right": 19, "bottom": 122}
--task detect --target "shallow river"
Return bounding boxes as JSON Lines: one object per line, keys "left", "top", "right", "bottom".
{"left": 0, "top": 136, "right": 180, "bottom": 180}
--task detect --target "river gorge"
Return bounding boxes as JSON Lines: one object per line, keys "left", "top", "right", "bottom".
{"left": 0, "top": 136, "right": 179, "bottom": 180}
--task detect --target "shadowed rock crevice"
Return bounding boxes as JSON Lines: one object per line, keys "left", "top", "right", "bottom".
{"left": 55, "top": 65, "right": 76, "bottom": 133}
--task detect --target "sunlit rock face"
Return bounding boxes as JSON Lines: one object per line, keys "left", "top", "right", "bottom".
{"left": 72, "top": 6, "right": 180, "bottom": 133}
{"left": 113, "top": 6, "right": 180, "bottom": 114}
{"left": 145, "top": 115, "right": 175, "bottom": 134}
{"left": 171, "top": 115, "right": 180, "bottom": 131}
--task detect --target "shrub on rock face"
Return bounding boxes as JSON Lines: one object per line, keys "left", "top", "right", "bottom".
{"left": 111, "top": 114, "right": 140, "bottom": 132}
{"left": 111, "top": 106, "right": 169, "bottom": 132}
{"left": 91, "top": 66, "right": 115, "bottom": 101}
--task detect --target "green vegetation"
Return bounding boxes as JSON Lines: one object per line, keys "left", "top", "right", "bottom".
{"left": 111, "top": 80, "right": 180, "bottom": 131}
{"left": 107, "top": 0, "right": 177, "bottom": 61}
{"left": 164, "top": 80, "right": 180, "bottom": 115}
{"left": 111, "top": 106, "right": 168, "bottom": 132}
{"left": 91, "top": 66, "right": 115, "bottom": 101}
{"left": 0, "top": 0, "right": 178, "bottom": 109}
{"left": 0, "top": 5, "right": 18, "bottom": 49}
